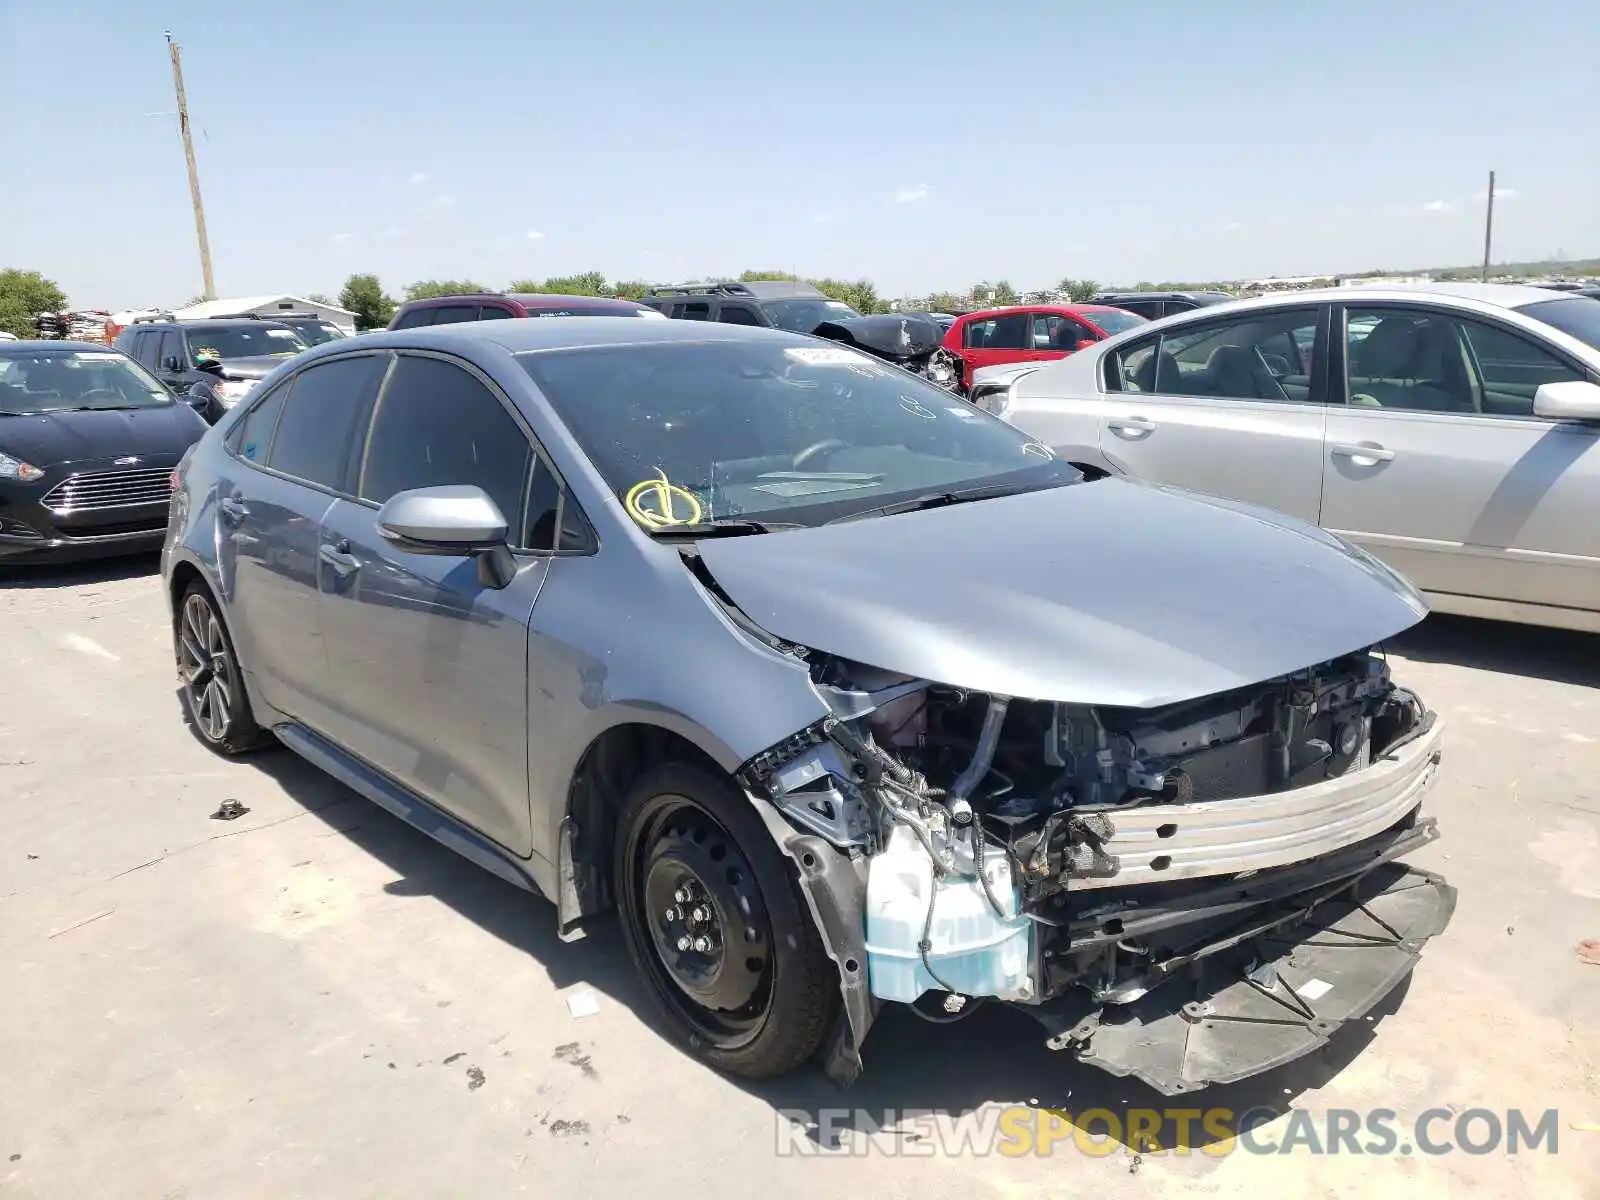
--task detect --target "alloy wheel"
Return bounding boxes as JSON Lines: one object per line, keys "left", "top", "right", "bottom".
{"left": 177, "top": 592, "right": 236, "bottom": 742}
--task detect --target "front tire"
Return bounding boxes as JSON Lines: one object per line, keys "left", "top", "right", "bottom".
{"left": 175, "top": 583, "right": 271, "bottom": 755}
{"left": 615, "top": 761, "right": 836, "bottom": 1077}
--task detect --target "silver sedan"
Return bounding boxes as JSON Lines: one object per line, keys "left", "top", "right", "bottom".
{"left": 988, "top": 283, "right": 1600, "bottom": 633}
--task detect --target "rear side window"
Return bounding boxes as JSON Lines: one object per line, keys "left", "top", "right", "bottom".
{"left": 675, "top": 302, "right": 711, "bottom": 321}
{"left": 429, "top": 305, "right": 478, "bottom": 325}
{"left": 359, "top": 355, "right": 531, "bottom": 536}
{"left": 962, "top": 314, "right": 1029, "bottom": 349}
{"left": 393, "top": 307, "right": 438, "bottom": 330}
{"left": 267, "top": 355, "right": 389, "bottom": 490}
{"left": 231, "top": 384, "right": 288, "bottom": 463}
{"left": 717, "top": 305, "right": 762, "bottom": 326}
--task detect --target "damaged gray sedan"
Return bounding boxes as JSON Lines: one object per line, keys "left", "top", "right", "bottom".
{"left": 165, "top": 317, "right": 1454, "bottom": 1095}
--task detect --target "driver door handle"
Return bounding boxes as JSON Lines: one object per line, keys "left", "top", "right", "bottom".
{"left": 1330, "top": 442, "right": 1396, "bottom": 464}
{"left": 318, "top": 540, "right": 360, "bottom": 577}
{"left": 1108, "top": 415, "right": 1157, "bottom": 438}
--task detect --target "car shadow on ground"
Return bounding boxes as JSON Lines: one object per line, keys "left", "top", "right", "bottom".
{"left": 1391, "top": 612, "right": 1600, "bottom": 688}
{"left": 0, "top": 553, "right": 161, "bottom": 590}
{"left": 240, "top": 728, "right": 1412, "bottom": 1155}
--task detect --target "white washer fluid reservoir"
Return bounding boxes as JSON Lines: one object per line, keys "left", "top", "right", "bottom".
{"left": 864, "top": 824, "right": 1034, "bottom": 1003}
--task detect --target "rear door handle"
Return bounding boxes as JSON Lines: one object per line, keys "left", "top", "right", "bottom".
{"left": 1330, "top": 443, "right": 1395, "bottom": 464}
{"left": 1107, "top": 415, "right": 1157, "bottom": 438}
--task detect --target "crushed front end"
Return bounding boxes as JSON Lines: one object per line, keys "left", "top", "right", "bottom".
{"left": 739, "top": 649, "right": 1454, "bottom": 1094}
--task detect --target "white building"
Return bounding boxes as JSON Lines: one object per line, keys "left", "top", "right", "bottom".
{"left": 170, "top": 295, "right": 358, "bottom": 334}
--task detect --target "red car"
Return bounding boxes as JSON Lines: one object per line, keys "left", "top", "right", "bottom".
{"left": 942, "top": 304, "right": 1148, "bottom": 390}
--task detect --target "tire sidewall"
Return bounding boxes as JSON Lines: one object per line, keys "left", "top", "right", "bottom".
{"left": 614, "top": 761, "right": 834, "bottom": 1076}
{"left": 176, "top": 583, "right": 261, "bottom": 754}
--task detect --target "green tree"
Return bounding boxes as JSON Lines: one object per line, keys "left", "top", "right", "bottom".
{"left": 339, "top": 273, "right": 397, "bottom": 331}
{"left": 967, "top": 281, "right": 995, "bottom": 308}
{"left": 738, "top": 270, "right": 801, "bottom": 282}
{"left": 306, "top": 292, "right": 333, "bottom": 306}
{"left": 992, "top": 280, "right": 1020, "bottom": 306}
{"left": 1057, "top": 277, "right": 1099, "bottom": 302}
{"left": 810, "top": 277, "right": 883, "bottom": 314}
{"left": 611, "top": 279, "right": 652, "bottom": 300}
{"left": 510, "top": 271, "right": 608, "bottom": 296}
{"left": 404, "top": 279, "right": 494, "bottom": 301}
{"left": 926, "top": 291, "right": 965, "bottom": 313}
{"left": 0, "top": 269, "right": 68, "bottom": 337}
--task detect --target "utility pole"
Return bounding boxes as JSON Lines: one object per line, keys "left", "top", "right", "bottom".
{"left": 1481, "top": 169, "right": 1496, "bottom": 283}
{"left": 166, "top": 32, "right": 216, "bottom": 301}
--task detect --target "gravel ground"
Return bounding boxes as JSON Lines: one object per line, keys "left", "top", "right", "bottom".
{"left": 1, "top": 556, "right": 1596, "bottom": 1199}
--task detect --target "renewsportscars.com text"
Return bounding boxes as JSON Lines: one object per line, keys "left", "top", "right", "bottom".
{"left": 774, "top": 1105, "right": 1568, "bottom": 1158}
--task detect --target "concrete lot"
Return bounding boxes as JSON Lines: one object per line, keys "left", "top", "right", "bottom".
{"left": 1, "top": 557, "right": 1596, "bottom": 1199}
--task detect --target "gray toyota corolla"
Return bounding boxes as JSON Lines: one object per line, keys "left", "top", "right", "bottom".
{"left": 164, "top": 318, "right": 1453, "bottom": 1093}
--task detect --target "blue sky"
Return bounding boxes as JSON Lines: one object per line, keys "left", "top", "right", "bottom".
{"left": 3, "top": 0, "right": 1597, "bottom": 308}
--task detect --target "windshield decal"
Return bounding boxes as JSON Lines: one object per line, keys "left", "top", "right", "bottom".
{"left": 783, "top": 346, "right": 873, "bottom": 367}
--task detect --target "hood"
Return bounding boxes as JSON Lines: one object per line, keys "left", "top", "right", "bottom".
{"left": 0, "top": 402, "right": 206, "bottom": 467}
{"left": 812, "top": 314, "right": 944, "bottom": 361}
{"left": 696, "top": 479, "right": 1427, "bottom": 708}
{"left": 216, "top": 354, "right": 294, "bottom": 380}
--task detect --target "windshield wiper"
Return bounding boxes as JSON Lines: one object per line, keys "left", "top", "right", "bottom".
{"left": 824, "top": 481, "right": 1038, "bottom": 525}
{"left": 647, "top": 518, "right": 801, "bottom": 538}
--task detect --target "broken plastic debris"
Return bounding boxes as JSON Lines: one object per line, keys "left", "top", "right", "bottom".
{"left": 466, "top": 1065, "right": 486, "bottom": 1091}
{"left": 1578, "top": 940, "right": 1600, "bottom": 967}
{"left": 210, "top": 800, "right": 249, "bottom": 821}
{"left": 565, "top": 990, "right": 600, "bottom": 1018}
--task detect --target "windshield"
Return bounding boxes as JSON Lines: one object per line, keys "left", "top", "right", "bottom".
{"left": 1084, "top": 309, "right": 1148, "bottom": 335}
{"left": 1520, "top": 297, "right": 1600, "bottom": 351}
{"left": 763, "top": 298, "right": 862, "bottom": 333}
{"left": 189, "top": 325, "right": 307, "bottom": 360}
{"left": 518, "top": 339, "right": 1077, "bottom": 529}
{"left": 0, "top": 349, "right": 173, "bottom": 414}
{"left": 293, "top": 322, "right": 347, "bottom": 346}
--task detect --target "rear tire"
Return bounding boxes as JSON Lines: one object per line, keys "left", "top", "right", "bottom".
{"left": 175, "top": 583, "right": 273, "bottom": 756}
{"left": 614, "top": 761, "right": 836, "bottom": 1077}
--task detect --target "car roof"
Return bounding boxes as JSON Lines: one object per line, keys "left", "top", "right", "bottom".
{"left": 503, "top": 293, "right": 645, "bottom": 309}
{"left": 1172, "top": 281, "right": 1576, "bottom": 315}
{"left": 959, "top": 303, "right": 1112, "bottom": 321}
{"left": 334, "top": 316, "right": 810, "bottom": 358}
{"left": 174, "top": 318, "right": 297, "bottom": 330}
{"left": 0, "top": 340, "right": 128, "bottom": 355}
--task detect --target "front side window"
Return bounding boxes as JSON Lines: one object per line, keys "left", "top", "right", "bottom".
{"left": 518, "top": 339, "right": 1079, "bottom": 529}
{"left": 1031, "top": 313, "right": 1092, "bottom": 350}
{"left": 267, "top": 355, "right": 389, "bottom": 489}
{"left": 962, "top": 313, "right": 1029, "bottom": 350}
{"left": 477, "top": 306, "right": 514, "bottom": 320}
{"left": 359, "top": 355, "right": 531, "bottom": 534}
{"left": 231, "top": 383, "right": 288, "bottom": 463}
{"left": 393, "top": 307, "right": 438, "bottom": 330}
{"left": 0, "top": 349, "right": 174, "bottom": 415}
{"left": 1345, "top": 307, "right": 1584, "bottom": 416}
{"left": 132, "top": 330, "right": 161, "bottom": 369}
{"left": 675, "top": 302, "right": 711, "bottom": 321}
{"left": 427, "top": 305, "right": 478, "bottom": 325}
{"left": 717, "top": 305, "right": 762, "bottom": 326}
{"left": 158, "top": 331, "right": 183, "bottom": 369}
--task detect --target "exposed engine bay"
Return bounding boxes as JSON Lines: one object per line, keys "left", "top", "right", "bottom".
{"left": 739, "top": 646, "right": 1452, "bottom": 1093}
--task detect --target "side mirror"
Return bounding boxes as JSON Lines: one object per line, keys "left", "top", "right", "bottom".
{"left": 376, "top": 484, "right": 516, "bottom": 588}
{"left": 1533, "top": 379, "right": 1600, "bottom": 422}
{"left": 184, "top": 392, "right": 209, "bottom": 412}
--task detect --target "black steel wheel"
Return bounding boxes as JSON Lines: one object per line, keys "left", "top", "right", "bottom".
{"left": 616, "top": 761, "right": 836, "bottom": 1077}
{"left": 175, "top": 583, "right": 270, "bottom": 755}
